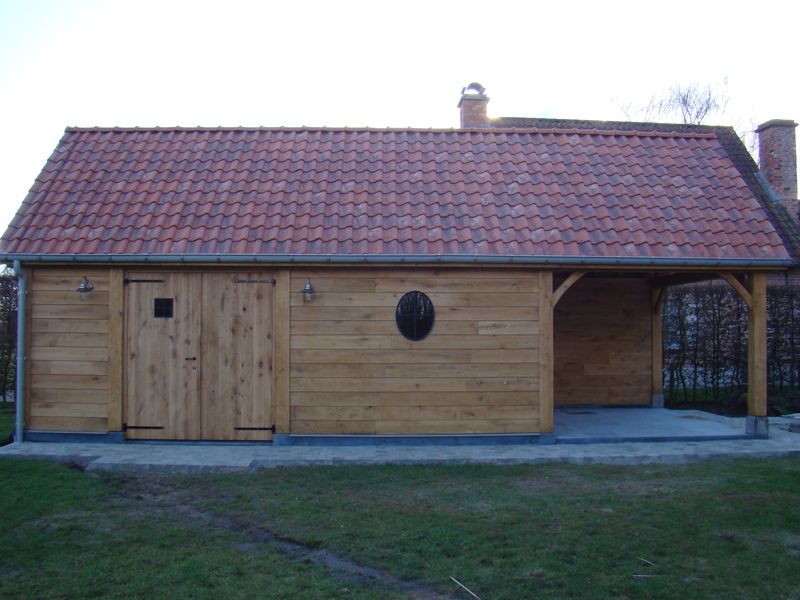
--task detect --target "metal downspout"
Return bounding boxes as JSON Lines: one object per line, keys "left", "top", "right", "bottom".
{"left": 13, "top": 260, "right": 25, "bottom": 443}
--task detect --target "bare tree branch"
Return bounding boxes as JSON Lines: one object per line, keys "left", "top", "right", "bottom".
{"left": 621, "top": 79, "right": 730, "bottom": 125}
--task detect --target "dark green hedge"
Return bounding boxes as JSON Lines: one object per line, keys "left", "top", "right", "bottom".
{"left": 663, "top": 282, "right": 800, "bottom": 409}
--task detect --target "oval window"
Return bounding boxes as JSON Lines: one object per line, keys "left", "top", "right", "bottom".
{"left": 396, "top": 291, "right": 435, "bottom": 341}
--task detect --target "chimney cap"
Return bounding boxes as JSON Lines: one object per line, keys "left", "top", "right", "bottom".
{"left": 756, "top": 119, "right": 798, "bottom": 133}
{"left": 458, "top": 82, "right": 489, "bottom": 109}
{"left": 461, "top": 82, "right": 486, "bottom": 96}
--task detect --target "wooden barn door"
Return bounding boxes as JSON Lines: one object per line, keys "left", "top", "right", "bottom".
{"left": 201, "top": 273, "right": 274, "bottom": 441}
{"left": 125, "top": 273, "right": 202, "bottom": 440}
{"left": 124, "top": 272, "right": 274, "bottom": 440}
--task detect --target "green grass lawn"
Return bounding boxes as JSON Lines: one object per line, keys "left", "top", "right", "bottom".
{"left": 0, "top": 402, "right": 13, "bottom": 444}
{"left": 2, "top": 457, "right": 800, "bottom": 599}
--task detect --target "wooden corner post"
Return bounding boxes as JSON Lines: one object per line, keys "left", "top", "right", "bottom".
{"left": 107, "top": 268, "right": 124, "bottom": 432}
{"left": 651, "top": 287, "right": 665, "bottom": 408}
{"left": 273, "top": 270, "right": 291, "bottom": 435}
{"left": 538, "top": 272, "right": 554, "bottom": 433}
{"left": 747, "top": 273, "right": 767, "bottom": 431}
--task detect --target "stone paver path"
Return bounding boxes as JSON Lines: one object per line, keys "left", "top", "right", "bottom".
{"left": 2, "top": 416, "right": 800, "bottom": 473}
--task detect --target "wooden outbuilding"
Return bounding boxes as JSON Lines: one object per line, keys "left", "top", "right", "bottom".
{"left": 2, "top": 89, "right": 797, "bottom": 443}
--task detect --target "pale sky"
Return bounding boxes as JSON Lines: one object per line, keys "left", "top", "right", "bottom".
{"left": 1, "top": 0, "right": 798, "bottom": 233}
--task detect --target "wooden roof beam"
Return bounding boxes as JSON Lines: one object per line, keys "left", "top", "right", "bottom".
{"left": 552, "top": 271, "right": 586, "bottom": 307}
{"left": 718, "top": 273, "right": 752, "bottom": 308}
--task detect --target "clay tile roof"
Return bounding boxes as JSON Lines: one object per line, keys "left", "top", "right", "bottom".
{"left": 0, "top": 125, "right": 793, "bottom": 266}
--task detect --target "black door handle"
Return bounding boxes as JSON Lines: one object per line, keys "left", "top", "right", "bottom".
{"left": 184, "top": 357, "right": 197, "bottom": 361}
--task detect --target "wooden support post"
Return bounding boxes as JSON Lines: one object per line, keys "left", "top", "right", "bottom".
{"left": 651, "top": 287, "right": 664, "bottom": 407}
{"left": 23, "top": 268, "right": 32, "bottom": 431}
{"left": 273, "top": 270, "right": 291, "bottom": 434}
{"left": 747, "top": 273, "right": 767, "bottom": 425}
{"left": 107, "top": 268, "right": 124, "bottom": 432}
{"left": 539, "top": 271, "right": 554, "bottom": 433}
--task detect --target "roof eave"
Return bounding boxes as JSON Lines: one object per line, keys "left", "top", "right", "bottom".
{"left": 0, "top": 253, "right": 793, "bottom": 269}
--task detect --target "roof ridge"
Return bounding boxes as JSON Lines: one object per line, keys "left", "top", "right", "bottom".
{"left": 64, "top": 125, "right": 717, "bottom": 139}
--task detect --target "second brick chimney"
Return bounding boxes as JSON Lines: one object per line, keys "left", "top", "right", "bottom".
{"left": 757, "top": 119, "right": 798, "bottom": 217}
{"left": 458, "top": 83, "right": 490, "bottom": 127}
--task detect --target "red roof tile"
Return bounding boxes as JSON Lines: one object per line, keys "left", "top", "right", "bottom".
{"left": 0, "top": 126, "right": 792, "bottom": 264}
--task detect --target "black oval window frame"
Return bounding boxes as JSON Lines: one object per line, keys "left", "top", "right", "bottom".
{"left": 395, "top": 291, "right": 435, "bottom": 341}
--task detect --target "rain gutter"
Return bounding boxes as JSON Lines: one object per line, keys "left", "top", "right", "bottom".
{"left": 12, "top": 260, "right": 25, "bottom": 443}
{"left": 0, "top": 253, "right": 793, "bottom": 268}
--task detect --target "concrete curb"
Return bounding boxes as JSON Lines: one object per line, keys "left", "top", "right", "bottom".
{"left": 3, "top": 414, "right": 800, "bottom": 474}
{"left": 3, "top": 440, "right": 800, "bottom": 473}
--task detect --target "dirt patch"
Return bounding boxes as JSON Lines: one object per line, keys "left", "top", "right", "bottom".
{"left": 112, "top": 475, "right": 458, "bottom": 600}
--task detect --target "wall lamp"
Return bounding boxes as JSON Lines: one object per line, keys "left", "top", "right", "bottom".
{"left": 302, "top": 277, "right": 315, "bottom": 303}
{"left": 75, "top": 276, "right": 94, "bottom": 301}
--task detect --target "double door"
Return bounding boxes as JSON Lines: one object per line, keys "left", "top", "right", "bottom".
{"left": 124, "top": 272, "right": 274, "bottom": 440}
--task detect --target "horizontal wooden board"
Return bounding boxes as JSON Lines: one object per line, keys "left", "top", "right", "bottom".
{"left": 290, "top": 320, "right": 539, "bottom": 336}
{"left": 373, "top": 419, "right": 539, "bottom": 435}
{"left": 291, "top": 306, "right": 537, "bottom": 321}
{"left": 31, "top": 319, "right": 109, "bottom": 334}
{"left": 291, "top": 419, "right": 377, "bottom": 434}
{"left": 32, "top": 333, "right": 110, "bottom": 348}
{"left": 31, "top": 304, "right": 109, "bottom": 320}
{"left": 478, "top": 321, "right": 540, "bottom": 335}
{"left": 290, "top": 362, "right": 536, "bottom": 379}
{"left": 290, "top": 334, "right": 538, "bottom": 350}
{"left": 375, "top": 277, "right": 538, "bottom": 294}
{"left": 30, "top": 402, "right": 108, "bottom": 419}
{"left": 32, "top": 291, "right": 110, "bottom": 306}
{"left": 31, "top": 389, "right": 109, "bottom": 404}
{"left": 30, "top": 360, "right": 108, "bottom": 376}
{"left": 28, "top": 415, "right": 107, "bottom": 432}
{"left": 32, "top": 268, "right": 110, "bottom": 279}
{"left": 29, "top": 266, "right": 109, "bottom": 292}
{"left": 291, "top": 391, "right": 538, "bottom": 406}
{"left": 32, "top": 275, "right": 110, "bottom": 292}
{"left": 291, "top": 348, "right": 539, "bottom": 364}
{"left": 291, "top": 419, "right": 539, "bottom": 435}
{"left": 291, "top": 377, "right": 538, "bottom": 392}
{"left": 30, "top": 374, "right": 108, "bottom": 390}
{"left": 290, "top": 291, "right": 538, "bottom": 308}
{"left": 291, "top": 269, "right": 538, "bottom": 281}
{"left": 291, "top": 404, "right": 539, "bottom": 421}
{"left": 31, "top": 346, "right": 109, "bottom": 362}
{"left": 290, "top": 276, "right": 539, "bottom": 294}
{"left": 556, "top": 385, "right": 652, "bottom": 404}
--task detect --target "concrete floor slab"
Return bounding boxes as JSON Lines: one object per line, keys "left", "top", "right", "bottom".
{"left": 554, "top": 407, "right": 747, "bottom": 443}
{"left": 2, "top": 411, "right": 800, "bottom": 473}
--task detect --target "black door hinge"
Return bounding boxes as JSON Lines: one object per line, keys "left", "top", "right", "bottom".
{"left": 123, "top": 423, "right": 165, "bottom": 431}
{"left": 234, "top": 425, "right": 276, "bottom": 432}
{"left": 124, "top": 278, "right": 166, "bottom": 285}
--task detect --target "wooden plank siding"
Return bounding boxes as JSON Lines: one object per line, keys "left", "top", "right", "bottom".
{"left": 288, "top": 269, "right": 542, "bottom": 434}
{"left": 554, "top": 277, "right": 652, "bottom": 406}
{"left": 27, "top": 268, "right": 113, "bottom": 432}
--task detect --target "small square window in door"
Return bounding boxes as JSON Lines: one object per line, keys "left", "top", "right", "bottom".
{"left": 153, "top": 298, "right": 174, "bottom": 318}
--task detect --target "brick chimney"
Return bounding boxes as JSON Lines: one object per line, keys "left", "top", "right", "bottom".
{"left": 756, "top": 119, "right": 798, "bottom": 215}
{"left": 458, "top": 83, "right": 490, "bottom": 127}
